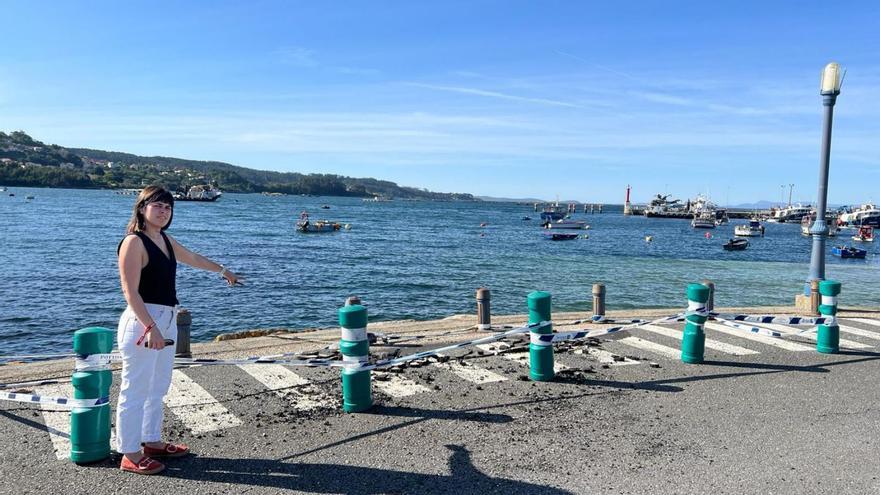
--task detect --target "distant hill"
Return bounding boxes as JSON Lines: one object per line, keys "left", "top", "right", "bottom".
{"left": 0, "top": 130, "right": 476, "bottom": 200}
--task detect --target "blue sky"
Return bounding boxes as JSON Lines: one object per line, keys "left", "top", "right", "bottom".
{"left": 1, "top": 1, "right": 878, "bottom": 204}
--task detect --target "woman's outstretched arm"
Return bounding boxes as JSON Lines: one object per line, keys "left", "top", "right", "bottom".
{"left": 166, "top": 234, "right": 242, "bottom": 286}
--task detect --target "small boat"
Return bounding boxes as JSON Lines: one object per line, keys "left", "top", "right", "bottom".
{"left": 691, "top": 213, "right": 716, "bottom": 229}
{"left": 480, "top": 222, "right": 488, "bottom": 227}
{"left": 320, "top": 205, "right": 331, "bottom": 209}
{"left": 521, "top": 216, "right": 531, "bottom": 221}
{"left": 174, "top": 185, "right": 222, "bottom": 202}
{"left": 543, "top": 231, "right": 579, "bottom": 241}
{"left": 296, "top": 211, "right": 343, "bottom": 233}
{"left": 735, "top": 220, "right": 765, "bottom": 237}
{"left": 0, "top": 187, "right": 6, "bottom": 192}
{"left": 831, "top": 245, "right": 867, "bottom": 259}
{"left": 853, "top": 226, "right": 874, "bottom": 242}
{"left": 722, "top": 238, "right": 749, "bottom": 251}
{"left": 544, "top": 219, "right": 588, "bottom": 230}
{"left": 25, "top": 195, "right": 35, "bottom": 200}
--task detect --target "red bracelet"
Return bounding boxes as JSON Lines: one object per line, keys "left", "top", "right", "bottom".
{"left": 136, "top": 322, "right": 156, "bottom": 346}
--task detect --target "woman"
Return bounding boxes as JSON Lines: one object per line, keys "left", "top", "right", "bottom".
{"left": 116, "top": 186, "right": 241, "bottom": 475}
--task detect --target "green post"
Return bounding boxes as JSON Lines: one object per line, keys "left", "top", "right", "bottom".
{"left": 681, "top": 284, "right": 710, "bottom": 364}
{"left": 816, "top": 280, "right": 841, "bottom": 354}
{"left": 339, "top": 304, "right": 372, "bottom": 412}
{"left": 70, "top": 327, "right": 114, "bottom": 464}
{"left": 528, "top": 291, "right": 554, "bottom": 381}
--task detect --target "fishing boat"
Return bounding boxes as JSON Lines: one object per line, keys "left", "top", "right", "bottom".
{"left": 296, "top": 211, "right": 345, "bottom": 233}
{"left": 722, "top": 238, "right": 749, "bottom": 251}
{"left": 853, "top": 226, "right": 875, "bottom": 242}
{"left": 542, "top": 231, "right": 579, "bottom": 241}
{"left": 831, "top": 245, "right": 867, "bottom": 259}
{"left": 691, "top": 212, "right": 716, "bottom": 229}
{"left": 543, "top": 219, "right": 589, "bottom": 230}
{"left": 539, "top": 203, "right": 567, "bottom": 221}
{"left": 174, "top": 185, "right": 222, "bottom": 202}
{"left": 734, "top": 219, "right": 765, "bottom": 237}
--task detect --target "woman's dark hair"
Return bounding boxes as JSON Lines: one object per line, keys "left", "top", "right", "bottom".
{"left": 126, "top": 186, "right": 175, "bottom": 234}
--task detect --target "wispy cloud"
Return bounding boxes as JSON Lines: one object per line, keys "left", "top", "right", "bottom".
{"left": 405, "top": 82, "right": 580, "bottom": 108}
{"left": 273, "top": 46, "right": 318, "bottom": 67}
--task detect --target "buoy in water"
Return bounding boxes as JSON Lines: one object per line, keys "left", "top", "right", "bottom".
{"left": 344, "top": 224, "right": 352, "bottom": 230}
{"left": 645, "top": 235, "right": 653, "bottom": 242}
{"left": 704, "top": 232, "right": 712, "bottom": 239}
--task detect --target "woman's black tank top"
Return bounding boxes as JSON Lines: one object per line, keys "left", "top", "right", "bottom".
{"left": 118, "top": 232, "right": 179, "bottom": 306}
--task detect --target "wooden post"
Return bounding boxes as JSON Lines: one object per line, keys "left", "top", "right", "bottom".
{"left": 476, "top": 287, "right": 491, "bottom": 330}
{"left": 345, "top": 295, "right": 362, "bottom": 306}
{"left": 591, "top": 283, "right": 606, "bottom": 319}
{"left": 701, "top": 280, "right": 715, "bottom": 312}
{"left": 810, "top": 280, "right": 820, "bottom": 315}
{"left": 175, "top": 308, "right": 192, "bottom": 358}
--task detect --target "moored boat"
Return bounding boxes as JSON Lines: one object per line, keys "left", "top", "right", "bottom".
{"left": 831, "top": 245, "right": 867, "bottom": 259}
{"left": 722, "top": 238, "right": 749, "bottom": 251}
{"left": 837, "top": 203, "right": 880, "bottom": 228}
{"left": 295, "top": 211, "right": 345, "bottom": 233}
{"left": 735, "top": 219, "right": 765, "bottom": 237}
{"left": 691, "top": 212, "right": 716, "bottom": 229}
{"left": 174, "top": 185, "right": 222, "bottom": 202}
{"left": 542, "top": 231, "right": 579, "bottom": 241}
{"left": 544, "top": 219, "right": 589, "bottom": 230}
{"left": 539, "top": 203, "right": 567, "bottom": 221}
{"left": 852, "top": 226, "right": 875, "bottom": 242}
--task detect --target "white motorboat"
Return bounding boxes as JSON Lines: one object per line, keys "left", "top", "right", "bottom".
{"left": 734, "top": 220, "right": 765, "bottom": 237}
{"left": 174, "top": 185, "right": 222, "bottom": 202}
{"left": 691, "top": 212, "right": 716, "bottom": 229}
{"left": 770, "top": 203, "right": 812, "bottom": 223}
{"left": 544, "top": 219, "right": 589, "bottom": 230}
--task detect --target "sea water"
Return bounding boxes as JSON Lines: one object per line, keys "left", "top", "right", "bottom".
{"left": 1, "top": 188, "right": 877, "bottom": 355}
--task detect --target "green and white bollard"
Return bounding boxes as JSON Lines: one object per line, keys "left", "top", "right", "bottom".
{"left": 528, "top": 291, "right": 554, "bottom": 381}
{"left": 681, "top": 284, "right": 710, "bottom": 364}
{"left": 339, "top": 304, "right": 372, "bottom": 412}
{"left": 816, "top": 280, "right": 841, "bottom": 354}
{"left": 70, "top": 327, "right": 114, "bottom": 464}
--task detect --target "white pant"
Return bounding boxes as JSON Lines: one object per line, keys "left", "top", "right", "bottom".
{"left": 115, "top": 303, "right": 178, "bottom": 454}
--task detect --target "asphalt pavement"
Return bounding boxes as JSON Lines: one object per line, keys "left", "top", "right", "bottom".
{"left": 2, "top": 309, "right": 880, "bottom": 494}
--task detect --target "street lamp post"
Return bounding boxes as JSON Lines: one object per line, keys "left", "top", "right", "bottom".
{"left": 805, "top": 62, "right": 843, "bottom": 295}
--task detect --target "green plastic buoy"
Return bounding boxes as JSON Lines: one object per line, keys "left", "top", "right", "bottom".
{"left": 816, "top": 280, "right": 841, "bottom": 354}
{"left": 70, "top": 327, "right": 114, "bottom": 464}
{"left": 528, "top": 291, "right": 554, "bottom": 381}
{"left": 682, "top": 284, "right": 710, "bottom": 364}
{"left": 339, "top": 305, "right": 372, "bottom": 412}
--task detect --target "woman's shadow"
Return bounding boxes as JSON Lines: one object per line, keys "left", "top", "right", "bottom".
{"left": 167, "top": 444, "right": 573, "bottom": 494}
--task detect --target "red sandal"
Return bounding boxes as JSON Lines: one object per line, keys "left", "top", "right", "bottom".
{"left": 142, "top": 442, "right": 190, "bottom": 458}
{"left": 120, "top": 455, "right": 165, "bottom": 475}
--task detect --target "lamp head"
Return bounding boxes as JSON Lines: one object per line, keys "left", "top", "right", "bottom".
{"left": 820, "top": 62, "right": 842, "bottom": 95}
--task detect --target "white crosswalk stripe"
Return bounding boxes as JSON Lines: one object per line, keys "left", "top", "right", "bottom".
{"left": 752, "top": 322, "right": 873, "bottom": 350}
{"left": 31, "top": 382, "right": 118, "bottom": 460}
{"left": 835, "top": 325, "right": 880, "bottom": 341}
{"left": 704, "top": 322, "right": 814, "bottom": 351}
{"left": 35, "top": 383, "right": 75, "bottom": 460}
{"left": 475, "top": 344, "right": 569, "bottom": 372}
{"left": 432, "top": 355, "right": 507, "bottom": 384}
{"left": 616, "top": 337, "right": 681, "bottom": 359}
{"left": 846, "top": 318, "right": 880, "bottom": 330}
{"left": 640, "top": 324, "right": 759, "bottom": 356}
{"left": 372, "top": 372, "right": 431, "bottom": 397}
{"left": 238, "top": 364, "right": 336, "bottom": 410}
{"left": 164, "top": 370, "right": 242, "bottom": 434}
